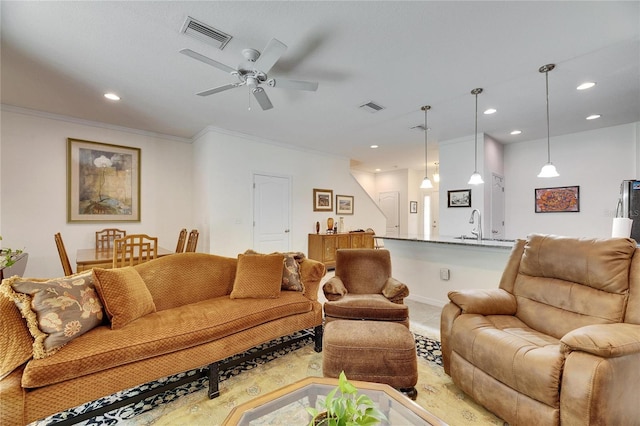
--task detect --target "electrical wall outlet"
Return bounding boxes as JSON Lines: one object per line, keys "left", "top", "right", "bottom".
{"left": 440, "top": 268, "right": 450, "bottom": 281}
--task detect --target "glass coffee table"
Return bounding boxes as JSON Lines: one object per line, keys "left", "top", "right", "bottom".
{"left": 222, "top": 376, "right": 447, "bottom": 425}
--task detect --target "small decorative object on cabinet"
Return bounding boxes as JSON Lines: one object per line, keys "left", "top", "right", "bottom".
{"left": 308, "top": 231, "right": 374, "bottom": 268}
{"left": 327, "top": 217, "right": 334, "bottom": 232}
{"left": 315, "top": 221, "right": 320, "bottom": 234}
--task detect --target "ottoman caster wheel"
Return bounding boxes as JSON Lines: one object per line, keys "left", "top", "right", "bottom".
{"left": 400, "top": 387, "right": 418, "bottom": 400}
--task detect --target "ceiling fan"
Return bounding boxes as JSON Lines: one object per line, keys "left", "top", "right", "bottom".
{"left": 180, "top": 38, "right": 319, "bottom": 110}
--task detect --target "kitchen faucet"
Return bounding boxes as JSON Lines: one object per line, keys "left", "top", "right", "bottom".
{"left": 469, "top": 209, "right": 482, "bottom": 242}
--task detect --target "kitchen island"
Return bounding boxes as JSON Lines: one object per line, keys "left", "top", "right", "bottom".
{"left": 377, "top": 235, "right": 515, "bottom": 307}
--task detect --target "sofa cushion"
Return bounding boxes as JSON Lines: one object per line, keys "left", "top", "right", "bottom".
{"left": 230, "top": 253, "right": 284, "bottom": 299}
{"left": 451, "top": 313, "right": 563, "bottom": 407}
{"left": 93, "top": 267, "right": 156, "bottom": 329}
{"left": 21, "top": 291, "right": 313, "bottom": 388}
{"left": 0, "top": 292, "right": 36, "bottom": 378}
{"left": 323, "top": 294, "right": 408, "bottom": 321}
{"left": 244, "top": 250, "right": 306, "bottom": 292}
{"left": 0, "top": 271, "right": 104, "bottom": 359}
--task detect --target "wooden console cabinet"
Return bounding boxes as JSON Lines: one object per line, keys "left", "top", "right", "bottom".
{"left": 308, "top": 232, "right": 374, "bottom": 268}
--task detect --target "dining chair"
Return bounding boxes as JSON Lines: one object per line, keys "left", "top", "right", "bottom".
{"left": 175, "top": 228, "right": 188, "bottom": 253}
{"left": 95, "top": 228, "right": 127, "bottom": 250}
{"left": 112, "top": 234, "right": 158, "bottom": 268}
{"left": 54, "top": 232, "right": 74, "bottom": 276}
{"left": 185, "top": 229, "right": 199, "bottom": 252}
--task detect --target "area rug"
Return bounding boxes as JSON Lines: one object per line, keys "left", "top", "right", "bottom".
{"left": 34, "top": 333, "right": 505, "bottom": 425}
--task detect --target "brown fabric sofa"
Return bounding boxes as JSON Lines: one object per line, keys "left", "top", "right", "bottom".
{"left": 0, "top": 252, "right": 326, "bottom": 425}
{"left": 441, "top": 234, "right": 640, "bottom": 425}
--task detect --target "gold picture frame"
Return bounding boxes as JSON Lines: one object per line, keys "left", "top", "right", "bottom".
{"left": 67, "top": 138, "right": 141, "bottom": 222}
{"left": 313, "top": 188, "right": 333, "bottom": 211}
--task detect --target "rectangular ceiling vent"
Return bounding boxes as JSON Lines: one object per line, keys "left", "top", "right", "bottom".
{"left": 359, "top": 101, "right": 385, "bottom": 113}
{"left": 181, "top": 16, "right": 232, "bottom": 50}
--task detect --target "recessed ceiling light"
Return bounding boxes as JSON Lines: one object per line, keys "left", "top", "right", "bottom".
{"left": 375, "top": 168, "right": 381, "bottom": 172}
{"left": 483, "top": 108, "right": 496, "bottom": 115}
{"left": 510, "top": 130, "right": 522, "bottom": 135}
{"left": 577, "top": 82, "right": 596, "bottom": 90}
{"left": 586, "top": 114, "right": 601, "bottom": 120}
{"left": 370, "top": 145, "right": 379, "bottom": 149}
{"left": 104, "top": 93, "right": 120, "bottom": 101}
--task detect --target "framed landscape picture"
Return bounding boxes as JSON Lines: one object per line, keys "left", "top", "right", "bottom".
{"left": 447, "top": 189, "right": 471, "bottom": 208}
{"left": 313, "top": 188, "right": 333, "bottom": 211}
{"left": 67, "top": 138, "right": 141, "bottom": 222}
{"left": 336, "top": 195, "right": 354, "bottom": 215}
{"left": 535, "top": 186, "right": 580, "bottom": 213}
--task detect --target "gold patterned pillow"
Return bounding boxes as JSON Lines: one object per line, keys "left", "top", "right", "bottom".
{"left": 244, "top": 250, "right": 306, "bottom": 292}
{"left": 230, "top": 253, "right": 285, "bottom": 299}
{"left": 0, "top": 271, "right": 104, "bottom": 359}
{"left": 92, "top": 267, "right": 156, "bottom": 329}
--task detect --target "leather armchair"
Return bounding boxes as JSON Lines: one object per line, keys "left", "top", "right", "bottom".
{"left": 323, "top": 249, "right": 409, "bottom": 327}
{"left": 441, "top": 234, "right": 640, "bottom": 425}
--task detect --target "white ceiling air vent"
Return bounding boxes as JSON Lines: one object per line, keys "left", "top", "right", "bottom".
{"left": 359, "top": 101, "right": 385, "bottom": 113}
{"left": 181, "top": 16, "right": 232, "bottom": 50}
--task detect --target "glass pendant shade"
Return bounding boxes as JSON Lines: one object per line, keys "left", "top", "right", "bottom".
{"left": 420, "top": 177, "right": 433, "bottom": 189}
{"left": 468, "top": 171, "right": 484, "bottom": 185}
{"left": 537, "top": 163, "right": 559, "bottom": 178}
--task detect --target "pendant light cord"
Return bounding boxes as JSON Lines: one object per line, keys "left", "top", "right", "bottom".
{"left": 424, "top": 106, "right": 428, "bottom": 177}
{"left": 545, "top": 69, "right": 551, "bottom": 163}
{"left": 474, "top": 92, "right": 478, "bottom": 171}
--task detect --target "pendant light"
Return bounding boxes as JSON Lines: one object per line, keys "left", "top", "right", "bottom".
{"left": 537, "top": 64, "right": 559, "bottom": 178}
{"left": 420, "top": 105, "right": 433, "bottom": 189}
{"left": 468, "top": 88, "right": 484, "bottom": 185}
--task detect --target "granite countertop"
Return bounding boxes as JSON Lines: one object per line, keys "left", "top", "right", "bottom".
{"left": 376, "top": 235, "right": 515, "bottom": 249}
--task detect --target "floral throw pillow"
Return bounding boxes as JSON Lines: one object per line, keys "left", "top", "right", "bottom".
{"left": 0, "top": 271, "right": 104, "bottom": 359}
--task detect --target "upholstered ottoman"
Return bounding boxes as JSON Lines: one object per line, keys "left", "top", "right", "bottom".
{"left": 323, "top": 320, "right": 418, "bottom": 399}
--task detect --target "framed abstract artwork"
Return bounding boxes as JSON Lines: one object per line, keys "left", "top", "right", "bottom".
{"left": 67, "top": 138, "right": 141, "bottom": 222}
{"left": 535, "top": 186, "right": 580, "bottom": 213}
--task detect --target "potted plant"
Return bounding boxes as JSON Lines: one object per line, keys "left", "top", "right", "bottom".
{"left": 0, "top": 236, "right": 27, "bottom": 278}
{"left": 307, "top": 372, "right": 387, "bottom": 426}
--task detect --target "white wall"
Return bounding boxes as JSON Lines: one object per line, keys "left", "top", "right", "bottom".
{"left": 192, "top": 128, "right": 387, "bottom": 257}
{"left": 0, "top": 108, "right": 193, "bottom": 277}
{"left": 505, "top": 123, "right": 637, "bottom": 239}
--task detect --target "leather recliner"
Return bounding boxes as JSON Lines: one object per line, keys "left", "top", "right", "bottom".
{"left": 441, "top": 234, "right": 640, "bottom": 425}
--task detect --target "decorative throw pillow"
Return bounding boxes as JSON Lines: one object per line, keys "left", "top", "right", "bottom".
{"left": 92, "top": 267, "right": 156, "bottom": 329}
{"left": 230, "top": 253, "right": 285, "bottom": 299}
{"left": 244, "top": 249, "right": 306, "bottom": 292}
{"left": 0, "top": 271, "right": 104, "bottom": 359}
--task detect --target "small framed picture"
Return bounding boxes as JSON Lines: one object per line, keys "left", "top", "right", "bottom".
{"left": 313, "top": 188, "right": 333, "bottom": 211}
{"left": 535, "top": 186, "right": 580, "bottom": 213}
{"left": 336, "top": 195, "right": 354, "bottom": 215}
{"left": 448, "top": 189, "right": 471, "bottom": 208}
{"left": 410, "top": 201, "right": 418, "bottom": 214}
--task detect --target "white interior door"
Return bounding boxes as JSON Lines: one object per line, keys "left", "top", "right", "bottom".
{"left": 253, "top": 174, "right": 291, "bottom": 252}
{"left": 491, "top": 173, "right": 505, "bottom": 239}
{"left": 379, "top": 191, "right": 400, "bottom": 237}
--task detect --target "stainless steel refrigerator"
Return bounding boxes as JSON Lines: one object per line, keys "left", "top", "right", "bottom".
{"left": 620, "top": 180, "right": 640, "bottom": 241}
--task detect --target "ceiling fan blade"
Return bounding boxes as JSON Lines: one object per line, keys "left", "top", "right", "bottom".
{"left": 179, "top": 48, "right": 236, "bottom": 74}
{"left": 268, "top": 78, "right": 318, "bottom": 92}
{"left": 252, "top": 87, "right": 273, "bottom": 110}
{"left": 196, "top": 83, "right": 240, "bottom": 96}
{"left": 254, "top": 38, "right": 287, "bottom": 74}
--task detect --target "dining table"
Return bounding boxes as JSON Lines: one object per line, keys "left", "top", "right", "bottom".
{"left": 76, "top": 246, "right": 174, "bottom": 272}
